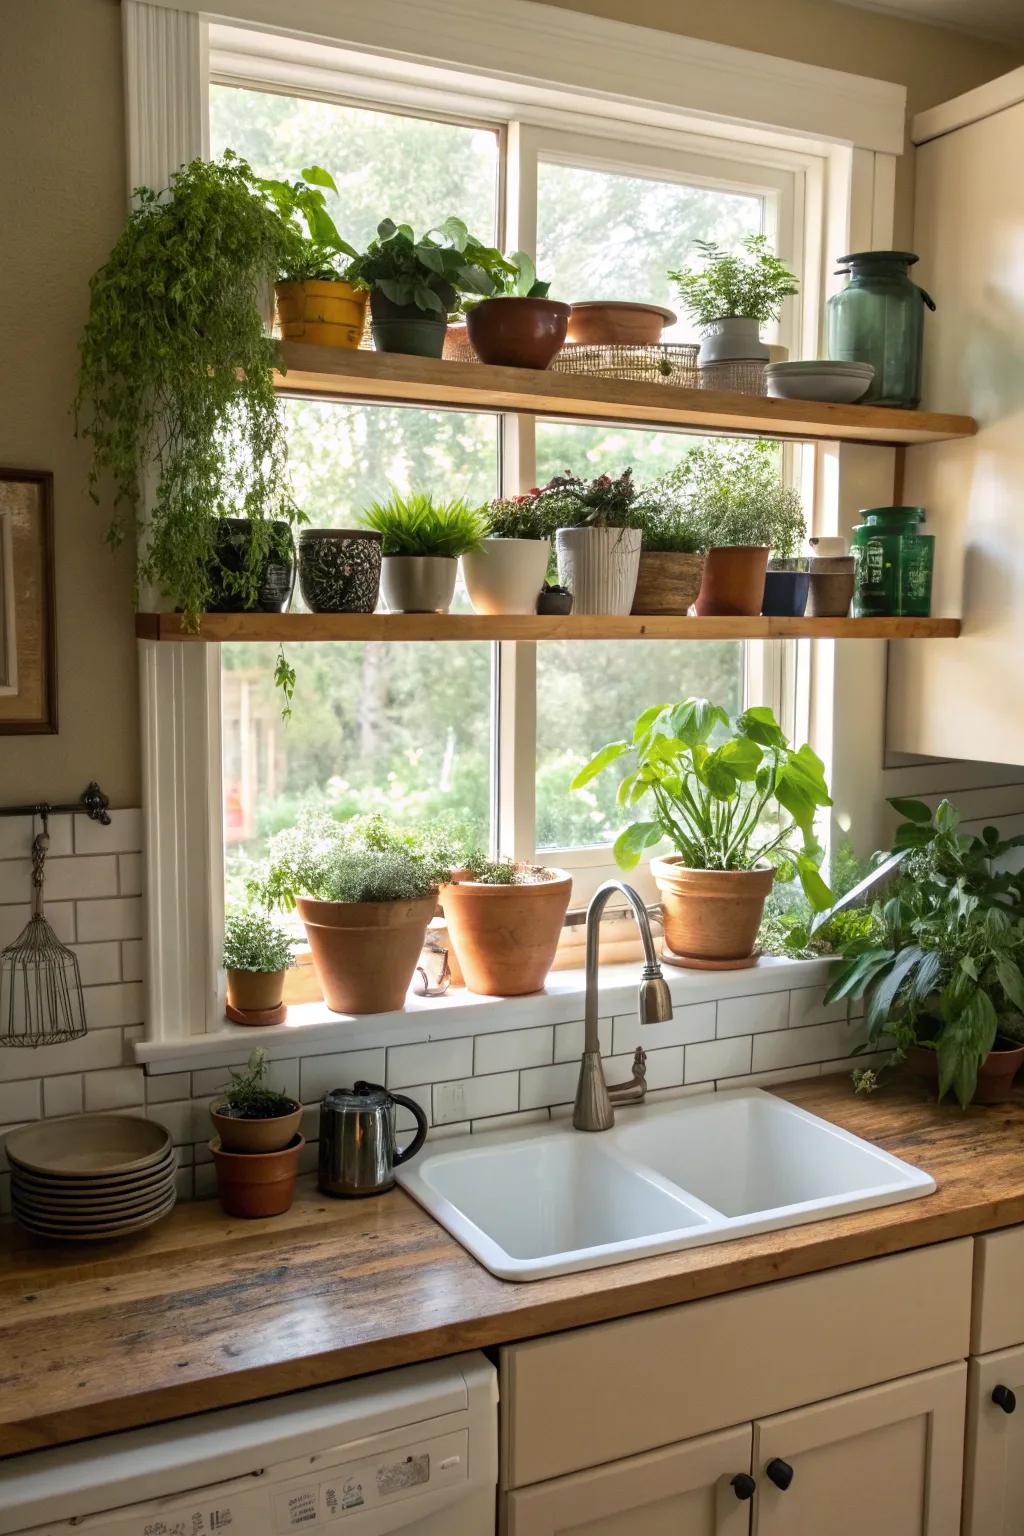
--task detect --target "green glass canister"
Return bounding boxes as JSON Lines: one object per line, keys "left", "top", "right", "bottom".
{"left": 851, "top": 507, "right": 935, "bottom": 617}
{"left": 826, "top": 252, "right": 936, "bottom": 409}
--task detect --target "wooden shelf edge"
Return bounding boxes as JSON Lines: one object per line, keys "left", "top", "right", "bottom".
{"left": 135, "top": 613, "right": 962, "bottom": 643}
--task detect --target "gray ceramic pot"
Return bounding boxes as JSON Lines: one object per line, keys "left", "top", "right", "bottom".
{"left": 298, "top": 529, "right": 382, "bottom": 613}
{"left": 380, "top": 555, "right": 458, "bottom": 614}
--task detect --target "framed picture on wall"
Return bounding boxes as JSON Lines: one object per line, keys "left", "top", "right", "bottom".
{"left": 0, "top": 469, "right": 56, "bottom": 734}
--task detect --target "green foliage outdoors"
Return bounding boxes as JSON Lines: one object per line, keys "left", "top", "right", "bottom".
{"left": 222, "top": 907, "right": 297, "bottom": 973}
{"left": 645, "top": 439, "right": 806, "bottom": 557}
{"left": 250, "top": 812, "right": 455, "bottom": 909}
{"left": 668, "top": 235, "right": 800, "bottom": 329}
{"left": 360, "top": 490, "right": 489, "bottom": 557}
{"left": 216, "top": 1048, "right": 298, "bottom": 1120}
{"left": 825, "top": 799, "right": 1024, "bottom": 1107}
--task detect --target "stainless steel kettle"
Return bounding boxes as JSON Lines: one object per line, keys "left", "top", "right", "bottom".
{"left": 318, "top": 1080, "right": 428, "bottom": 1197}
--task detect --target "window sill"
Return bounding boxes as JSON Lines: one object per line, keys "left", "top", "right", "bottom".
{"left": 135, "top": 953, "right": 834, "bottom": 1072}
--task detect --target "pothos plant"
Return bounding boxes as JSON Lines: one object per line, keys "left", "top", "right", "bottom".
{"left": 345, "top": 218, "right": 497, "bottom": 316}
{"left": 75, "top": 151, "right": 301, "bottom": 628}
{"left": 572, "top": 697, "right": 834, "bottom": 909}
{"left": 668, "top": 234, "right": 799, "bottom": 330}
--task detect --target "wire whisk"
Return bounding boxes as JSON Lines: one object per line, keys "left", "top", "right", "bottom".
{"left": 0, "top": 812, "right": 88, "bottom": 1047}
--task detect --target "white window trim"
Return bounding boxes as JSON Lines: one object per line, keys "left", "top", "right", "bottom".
{"left": 127, "top": 1, "right": 901, "bottom": 1045}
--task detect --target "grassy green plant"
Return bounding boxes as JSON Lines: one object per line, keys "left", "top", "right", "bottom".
{"left": 646, "top": 440, "right": 805, "bottom": 554}
{"left": 75, "top": 152, "right": 300, "bottom": 626}
{"left": 257, "top": 164, "right": 358, "bottom": 281}
{"left": 360, "top": 490, "right": 488, "bottom": 557}
{"left": 222, "top": 907, "right": 297, "bottom": 973}
{"left": 634, "top": 495, "right": 706, "bottom": 554}
{"left": 216, "top": 1048, "right": 298, "bottom": 1120}
{"left": 668, "top": 234, "right": 799, "bottom": 329}
{"left": 250, "top": 813, "right": 452, "bottom": 910}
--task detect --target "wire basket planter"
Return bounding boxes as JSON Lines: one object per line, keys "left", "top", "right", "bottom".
{"left": 551, "top": 342, "right": 700, "bottom": 387}
{"left": 696, "top": 359, "right": 768, "bottom": 396}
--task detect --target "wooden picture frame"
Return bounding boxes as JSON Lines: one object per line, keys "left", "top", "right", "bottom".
{"left": 0, "top": 469, "right": 57, "bottom": 734}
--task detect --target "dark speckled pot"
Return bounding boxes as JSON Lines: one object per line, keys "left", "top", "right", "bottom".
{"left": 298, "top": 529, "right": 382, "bottom": 613}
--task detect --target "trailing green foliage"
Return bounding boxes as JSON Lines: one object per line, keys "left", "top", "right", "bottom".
{"left": 216, "top": 1048, "right": 298, "bottom": 1120}
{"left": 251, "top": 812, "right": 453, "bottom": 909}
{"left": 222, "top": 907, "right": 297, "bottom": 973}
{"left": 360, "top": 490, "right": 489, "bottom": 557}
{"left": 758, "top": 844, "right": 876, "bottom": 957}
{"left": 572, "top": 697, "right": 833, "bottom": 909}
{"left": 643, "top": 439, "right": 805, "bottom": 555}
{"left": 257, "top": 163, "right": 358, "bottom": 280}
{"left": 668, "top": 234, "right": 799, "bottom": 329}
{"left": 75, "top": 152, "right": 300, "bottom": 626}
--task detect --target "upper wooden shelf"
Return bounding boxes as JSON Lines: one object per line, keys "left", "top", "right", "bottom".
{"left": 273, "top": 343, "right": 977, "bottom": 447}
{"left": 136, "top": 613, "right": 962, "bottom": 643}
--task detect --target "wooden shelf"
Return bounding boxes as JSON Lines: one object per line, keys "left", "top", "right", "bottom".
{"left": 136, "top": 613, "right": 962, "bottom": 643}
{"left": 273, "top": 343, "right": 977, "bottom": 446}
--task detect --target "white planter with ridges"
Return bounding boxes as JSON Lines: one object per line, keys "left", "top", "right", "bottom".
{"left": 555, "top": 526, "right": 642, "bottom": 615}
{"left": 462, "top": 538, "right": 551, "bottom": 616}
{"left": 698, "top": 315, "right": 769, "bottom": 367}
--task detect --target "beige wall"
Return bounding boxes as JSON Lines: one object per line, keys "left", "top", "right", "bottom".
{"left": 0, "top": 0, "right": 1018, "bottom": 818}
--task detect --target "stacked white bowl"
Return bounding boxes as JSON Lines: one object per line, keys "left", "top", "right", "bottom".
{"left": 7, "top": 1115, "right": 176, "bottom": 1241}
{"left": 765, "top": 360, "right": 875, "bottom": 404}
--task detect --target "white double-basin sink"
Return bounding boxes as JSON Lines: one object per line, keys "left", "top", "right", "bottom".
{"left": 397, "top": 1087, "right": 935, "bottom": 1280}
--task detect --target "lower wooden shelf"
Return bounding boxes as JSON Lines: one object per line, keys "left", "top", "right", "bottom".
{"left": 135, "top": 613, "right": 962, "bottom": 642}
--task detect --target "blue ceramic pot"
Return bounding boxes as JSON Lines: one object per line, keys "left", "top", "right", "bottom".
{"left": 762, "top": 568, "right": 810, "bottom": 617}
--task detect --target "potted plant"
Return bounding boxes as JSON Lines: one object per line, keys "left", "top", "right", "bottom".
{"left": 440, "top": 854, "right": 572, "bottom": 996}
{"left": 75, "top": 152, "right": 301, "bottom": 629}
{"left": 543, "top": 469, "right": 643, "bottom": 615}
{"left": 631, "top": 490, "right": 706, "bottom": 616}
{"left": 346, "top": 218, "right": 495, "bottom": 358}
{"left": 826, "top": 799, "right": 1024, "bottom": 1107}
{"left": 668, "top": 234, "right": 799, "bottom": 370}
{"left": 298, "top": 528, "right": 383, "bottom": 614}
{"left": 258, "top": 165, "right": 366, "bottom": 349}
{"left": 567, "top": 301, "right": 677, "bottom": 347}
{"left": 462, "top": 488, "right": 553, "bottom": 616}
{"left": 465, "top": 252, "right": 570, "bottom": 369}
{"left": 222, "top": 907, "right": 297, "bottom": 1025}
{"left": 537, "top": 581, "right": 573, "bottom": 616}
{"left": 761, "top": 499, "right": 810, "bottom": 619}
{"left": 360, "top": 490, "right": 488, "bottom": 613}
{"left": 209, "top": 1049, "right": 304, "bottom": 1218}
{"left": 250, "top": 813, "right": 450, "bottom": 1014}
{"left": 573, "top": 697, "right": 833, "bottom": 967}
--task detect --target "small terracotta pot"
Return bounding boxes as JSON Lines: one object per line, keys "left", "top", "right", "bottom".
{"left": 441, "top": 869, "right": 572, "bottom": 996}
{"left": 631, "top": 551, "right": 705, "bottom": 615}
{"left": 652, "top": 855, "right": 775, "bottom": 968}
{"left": 694, "top": 546, "right": 770, "bottom": 616}
{"left": 210, "top": 1134, "right": 304, "bottom": 1219}
{"left": 226, "top": 969, "right": 286, "bottom": 1014}
{"left": 466, "top": 297, "right": 571, "bottom": 369}
{"left": 296, "top": 894, "right": 438, "bottom": 1014}
{"left": 567, "top": 301, "right": 676, "bottom": 346}
{"left": 209, "top": 1100, "right": 302, "bottom": 1155}
{"left": 908, "top": 1037, "right": 1024, "bottom": 1105}
{"left": 275, "top": 281, "right": 367, "bottom": 349}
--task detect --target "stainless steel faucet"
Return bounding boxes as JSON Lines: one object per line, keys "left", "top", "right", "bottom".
{"left": 573, "top": 880, "right": 674, "bottom": 1132}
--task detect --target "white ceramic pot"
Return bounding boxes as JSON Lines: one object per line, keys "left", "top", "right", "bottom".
{"left": 555, "top": 526, "right": 642, "bottom": 616}
{"left": 698, "top": 316, "right": 769, "bottom": 367}
{"left": 461, "top": 538, "right": 551, "bottom": 616}
{"left": 380, "top": 555, "right": 458, "bottom": 614}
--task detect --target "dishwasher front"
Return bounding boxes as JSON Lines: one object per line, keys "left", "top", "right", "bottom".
{"left": 0, "top": 1353, "right": 498, "bottom": 1536}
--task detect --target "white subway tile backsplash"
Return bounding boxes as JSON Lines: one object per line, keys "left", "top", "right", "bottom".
{"left": 752, "top": 1017, "right": 867, "bottom": 1074}
{"left": 0, "top": 817, "right": 33, "bottom": 862}
{"left": 118, "top": 853, "right": 143, "bottom": 897}
{"left": 387, "top": 1037, "right": 473, "bottom": 1089}
{"left": 76, "top": 897, "right": 143, "bottom": 943}
{"left": 84, "top": 1067, "right": 145, "bottom": 1111}
{"left": 473, "top": 1026, "right": 552, "bottom": 1076}
{"left": 553, "top": 1016, "right": 612, "bottom": 1062}
{"left": 685, "top": 1036, "right": 752, "bottom": 1084}
{"left": 473, "top": 1108, "right": 550, "bottom": 1133}
{"left": 122, "top": 939, "right": 144, "bottom": 982}
{"left": 0, "top": 1027, "right": 123, "bottom": 1082}
{"left": 41, "top": 856, "right": 119, "bottom": 902}
{"left": 393, "top": 1083, "right": 432, "bottom": 1134}
{"left": 608, "top": 1045, "right": 685, "bottom": 1092}
{"left": 613, "top": 1000, "right": 716, "bottom": 1055}
{"left": 0, "top": 901, "right": 75, "bottom": 947}
{"left": 0, "top": 1080, "right": 40, "bottom": 1123}
{"left": 717, "top": 991, "right": 789, "bottom": 1038}
{"left": 43, "top": 1074, "right": 84, "bottom": 1118}
{"left": 74, "top": 809, "right": 143, "bottom": 855}
{"left": 433, "top": 1072, "right": 518, "bottom": 1125}
{"left": 148, "top": 1098, "right": 212, "bottom": 1147}
{"left": 728, "top": 1064, "right": 823, "bottom": 1090}
{"left": 299, "top": 1049, "right": 386, "bottom": 1103}
{"left": 69, "top": 942, "right": 121, "bottom": 986}
{"left": 84, "top": 982, "right": 145, "bottom": 1030}
{"left": 519, "top": 1060, "right": 581, "bottom": 1111}
{"left": 788, "top": 985, "right": 852, "bottom": 1029}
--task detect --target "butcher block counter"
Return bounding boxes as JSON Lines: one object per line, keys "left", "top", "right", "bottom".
{"left": 2, "top": 1073, "right": 1024, "bottom": 1459}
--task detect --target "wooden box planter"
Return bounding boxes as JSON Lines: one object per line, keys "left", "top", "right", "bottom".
{"left": 631, "top": 552, "right": 705, "bottom": 615}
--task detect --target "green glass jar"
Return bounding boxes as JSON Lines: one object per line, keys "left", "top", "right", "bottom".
{"left": 826, "top": 252, "right": 936, "bottom": 409}
{"left": 851, "top": 507, "right": 934, "bottom": 618}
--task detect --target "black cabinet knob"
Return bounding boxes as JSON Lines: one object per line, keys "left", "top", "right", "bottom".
{"left": 765, "top": 1458, "right": 794, "bottom": 1491}
{"left": 992, "top": 1385, "right": 1017, "bottom": 1414}
{"left": 731, "top": 1473, "right": 756, "bottom": 1501}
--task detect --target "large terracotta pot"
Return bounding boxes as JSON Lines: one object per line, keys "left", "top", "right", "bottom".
{"left": 275, "top": 281, "right": 367, "bottom": 348}
{"left": 908, "top": 1036, "right": 1024, "bottom": 1105}
{"left": 296, "top": 894, "right": 438, "bottom": 1014}
{"left": 567, "top": 301, "right": 676, "bottom": 346}
{"left": 631, "top": 551, "right": 705, "bottom": 615}
{"left": 441, "top": 869, "right": 572, "bottom": 996}
{"left": 461, "top": 538, "right": 551, "bottom": 616}
{"left": 652, "top": 855, "right": 775, "bottom": 968}
{"left": 466, "top": 297, "right": 570, "bottom": 369}
{"left": 209, "top": 1100, "right": 302, "bottom": 1154}
{"left": 694, "top": 546, "right": 770, "bottom": 616}
{"left": 211, "top": 1134, "right": 304, "bottom": 1219}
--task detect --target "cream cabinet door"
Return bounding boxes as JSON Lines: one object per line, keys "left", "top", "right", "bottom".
{"left": 963, "top": 1344, "right": 1024, "bottom": 1536}
{"left": 504, "top": 1424, "right": 754, "bottom": 1536}
{"left": 751, "top": 1362, "right": 965, "bottom": 1536}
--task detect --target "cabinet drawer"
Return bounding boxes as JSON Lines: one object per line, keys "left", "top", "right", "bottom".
{"left": 501, "top": 1240, "right": 972, "bottom": 1488}
{"left": 972, "top": 1228, "right": 1024, "bottom": 1353}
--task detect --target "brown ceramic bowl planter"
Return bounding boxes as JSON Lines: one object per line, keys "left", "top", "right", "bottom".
{"left": 908, "top": 1036, "right": 1024, "bottom": 1106}
{"left": 209, "top": 1099, "right": 303, "bottom": 1155}
{"left": 694, "top": 546, "right": 770, "bottom": 616}
{"left": 466, "top": 297, "right": 571, "bottom": 369}
{"left": 652, "top": 855, "right": 775, "bottom": 969}
{"left": 631, "top": 552, "right": 705, "bottom": 615}
{"left": 296, "top": 893, "right": 438, "bottom": 1014}
{"left": 567, "top": 301, "right": 676, "bottom": 347}
{"left": 210, "top": 1134, "right": 305, "bottom": 1219}
{"left": 441, "top": 869, "right": 572, "bottom": 996}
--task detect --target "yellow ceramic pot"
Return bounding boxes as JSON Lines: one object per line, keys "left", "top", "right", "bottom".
{"left": 275, "top": 280, "right": 368, "bottom": 349}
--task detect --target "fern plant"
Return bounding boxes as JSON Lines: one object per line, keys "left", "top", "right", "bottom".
{"left": 668, "top": 234, "right": 799, "bottom": 329}
{"left": 216, "top": 1048, "right": 298, "bottom": 1120}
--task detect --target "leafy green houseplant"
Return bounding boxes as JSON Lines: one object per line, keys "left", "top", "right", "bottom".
{"left": 75, "top": 152, "right": 300, "bottom": 628}
{"left": 630, "top": 488, "right": 707, "bottom": 617}
{"left": 210, "top": 1048, "right": 301, "bottom": 1151}
{"left": 825, "top": 799, "right": 1024, "bottom": 1107}
{"left": 464, "top": 251, "right": 570, "bottom": 369}
{"left": 347, "top": 217, "right": 496, "bottom": 356}
{"left": 258, "top": 164, "right": 368, "bottom": 350}
{"left": 573, "top": 697, "right": 832, "bottom": 967}
{"left": 668, "top": 234, "right": 799, "bottom": 367}
{"left": 361, "top": 491, "right": 488, "bottom": 614}
{"left": 222, "top": 907, "right": 297, "bottom": 1021}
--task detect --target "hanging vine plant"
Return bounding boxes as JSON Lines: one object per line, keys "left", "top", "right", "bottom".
{"left": 75, "top": 151, "right": 300, "bottom": 628}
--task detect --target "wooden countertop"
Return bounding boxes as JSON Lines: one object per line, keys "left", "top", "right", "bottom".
{"left": 2, "top": 1073, "right": 1023, "bottom": 1459}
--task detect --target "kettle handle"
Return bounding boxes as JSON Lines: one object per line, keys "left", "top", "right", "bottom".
{"left": 391, "top": 1092, "right": 429, "bottom": 1165}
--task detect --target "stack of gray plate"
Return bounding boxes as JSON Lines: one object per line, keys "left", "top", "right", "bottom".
{"left": 7, "top": 1115, "right": 176, "bottom": 1241}
{"left": 765, "top": 360, "right": 875, "bottom": 403}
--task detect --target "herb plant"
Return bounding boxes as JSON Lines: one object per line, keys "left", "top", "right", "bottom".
{"left": 360, "top": 491, "right": 488, "bottom": 557}
{"left": 257, "top": 164, "right": 358, "bottom": 281}
{"left": 668, "top": 234, "right": 799, "bottom": 329}
{"left": 75, "top": 152, "right": 299, "bottom": 626}
{"left": 634, "top": 495, "right": 706, "bottom": 555}
{"left": 346, "top": 218, "right": 496, "bottom": 316}
{"left": 251, "top": 813, "right": 452, "bottom": 910}
{"left": 459, "top": 852, "right": 556, "bottom": 885}
{"left": 572, "top": 697, "right": 833, "bottom": 909}
{"left": 216, "top": 1048, "right": 298, "bottom": 1121}
{"left": 646, "top": 440, "right": 805, "bottom": 554}
{"left": 222, "top": 907, "right": 297, "bottom": 973}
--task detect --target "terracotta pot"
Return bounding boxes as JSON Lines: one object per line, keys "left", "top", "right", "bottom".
{"left": 275, "top": 281, "right": 367, "bottom": 349}
{"left": 209, "top": 1100, "right": 302, "bottom": 1155}
{"left": 210, "top": 1134, "right": 304, "bottom": 1219}
{"left": 631, "top": 551, "right": 705, "bottom": 615}
{"left": 226, "top": 969, "right": 286, "bottom": 1014}
{"left": 296, "top": 894, "right": 438, "bottom": 1014}
{"left": 652, "top": 855, "right": 775, "bottom": 967}
{"left": 694, "top": 546, "right": 770, "bottom": 616}
{"left": 908, "top": 1037, "right": 1024, "bottom": 1105}
{"left": 441, "top": 869, "right": 572, "bottom": 996}
{"left": 461, "top": 538, "right": 551, "bottom": 616}
{"left": 466, "top": 297, "right": 571, "bottom": 369}
{"left": 567, "top": 301, "right": 676, "bottom": 346}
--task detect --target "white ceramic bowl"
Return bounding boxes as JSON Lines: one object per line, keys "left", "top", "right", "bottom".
{"left": 766, "top": 361, "right": 875, "bottom": 404}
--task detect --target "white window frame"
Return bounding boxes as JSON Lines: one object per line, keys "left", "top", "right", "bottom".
{"left": 127, "top": 0, "right": 903, "bottom": 1045}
